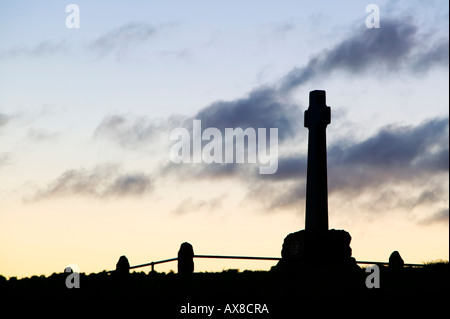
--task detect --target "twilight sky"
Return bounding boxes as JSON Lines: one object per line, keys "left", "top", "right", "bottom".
{"left": 0, "top": 0, "right": 448, "bottom": 278}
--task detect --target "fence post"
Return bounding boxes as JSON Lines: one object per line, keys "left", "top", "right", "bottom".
{"left": 389, "top": 251, "right": 404, "bottom": 271}
{"left": 178, "top": 242, "right": 194, "bottom": 274}
{"left": 116, "top": 255, "right": 130, "bottom": 276}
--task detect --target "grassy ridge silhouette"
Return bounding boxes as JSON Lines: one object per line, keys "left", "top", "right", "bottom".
{"left": 1, "top": 261, "right": 448, "bottom": 308}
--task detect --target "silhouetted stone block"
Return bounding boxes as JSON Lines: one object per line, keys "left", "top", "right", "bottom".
{"left": 389, "top": 251, "right": 404, "bottom": 271}
{"left": 275, "top": 228, "right": 362, "bottom": 295}
{"left": 280, "top": 230, "right": 305, "bottom": 262}
{"left": 326, "top": 229, "right": 353, "bottom": 263}
{"left": 178, "top": 242, "right": 194, "bottom": 274}
{"left": 276, "top": 229, "right": 358, "bottom": 270}
{"left": 115, "top": 255, "right": 130, "bottom": 275}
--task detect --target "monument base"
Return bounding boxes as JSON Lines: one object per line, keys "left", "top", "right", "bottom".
{"left": 276, "top": 229, "right": 359, "bottom": 269}
{"left": 274, "top": 229, "right": 362, "bottom": 293}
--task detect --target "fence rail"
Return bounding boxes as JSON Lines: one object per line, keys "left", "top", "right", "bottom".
{"left": 194, "top": 254, "right": 281, "bottom": 261}
{"left": 355, "top": 260, "right": 424, "bottom": 267}
{"left": 130, "top": 257, "right": 178, "bottom": 271}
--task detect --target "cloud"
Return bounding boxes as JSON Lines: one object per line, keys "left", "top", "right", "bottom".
{"left": 171, "top": 197, "right": 223, "bottom": 215}
{"left": 159, "top": 116, "right": 448, "bottom": 219}
{"left": 0, "top": 40, "right": 67, "bottom": 60}
{"left": 244, "top": 116, "right": 448, "bottom": 185}
{"left": 161, "top": 161, "right": 249, "bottom": 182}
{"left": 246, "top": 181, "right": 306, "bottom": 211}
{"left": 29, "top": 164, "right": 152, "bottom": 201}
{"left": 88, "top": 15, "right": 448, "bottom": 220}
{"left": 95, "top": 16, "right": 448, "bottom": 155}
{"left": 0, "top": 113, "right": 11, "bottom": 170}
{"left": 89, "top": 22, "right": 158, "bottom": 57}
{"left": 157, "top": 48, "right": 192, "bottom": 60}
{"left": 329, "top": 117, "right": 449, "bottom": 172}
{"left": 413, "top": 37, "right": 449, "bottom": 72}
{"left": 26, "top": 128, "right": 61, "bottom": 142}
{"left": 420, "top": 208, "right": 450, "bottom": 225}
{"left": 251, "top": 117, "right": 449, "bottom": 214}
{"left": 273, "top": 20, "right": 296, "bottom": 34}
{"left": 0, "top": 113, "right": 9, "bottom": 127}
{"left": 258, "top": 19, "right": 297, "bottom": 44}
{"left": 0, "top": 21, "right": 179, "bottom": 61}
{"left": 108, "top": 174, "right": 151, "bottom": 197}
{"left": 0, "top": 153, "right": 10, "bottom": 170}
{"left": 279, "top": 18, "right": 448, "bottom": 93}
{"left": 263, "top": 155, "right": 307, "bottom": 180}
{"left": 94, "top": 114, "right": 166, "bottom": 148}
{"left": 116, "top": 16, "right": 444, "bottom": 151}
{"left": 94, "top": 88, "right": 301, "bottom": 159}
{"left": 192, "top": 87, "right": 301, "bottom": 142}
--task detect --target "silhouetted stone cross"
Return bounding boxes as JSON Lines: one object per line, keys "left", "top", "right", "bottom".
{"left": 304, "top": 90, "right": 331, "bottom": 232}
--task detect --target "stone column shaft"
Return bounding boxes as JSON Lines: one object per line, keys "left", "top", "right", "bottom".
{"left": 304, "top": 90, "right": 330, "bottom": 232}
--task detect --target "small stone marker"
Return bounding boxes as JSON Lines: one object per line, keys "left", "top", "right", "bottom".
{"left": 178, "top": 242, "right": 194, "bottom": 274}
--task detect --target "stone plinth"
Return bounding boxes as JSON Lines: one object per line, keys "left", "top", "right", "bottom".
{"left": 276, "top": 229, "right": 359, "bottom": 271}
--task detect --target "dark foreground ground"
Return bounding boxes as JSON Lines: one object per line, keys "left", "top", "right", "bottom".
{"left": 1, "top": 262, "right": 448, "bottom": 316}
